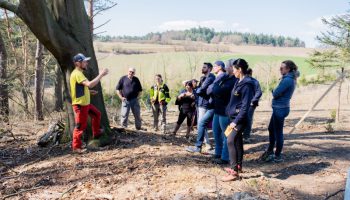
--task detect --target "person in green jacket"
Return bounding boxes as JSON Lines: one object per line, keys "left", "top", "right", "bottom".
{"left": 150, "top": 74, "right": 171, "bottom": 133}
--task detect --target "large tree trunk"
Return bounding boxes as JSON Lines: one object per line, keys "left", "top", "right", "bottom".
{"left": 0, "top": 30, "right": 9, "bottom": 122}
{"left": 0, "top": 0, "right": 111, "bottom": 143}
{"left": 34, "top": 40, "right": 44, "bottom": 121}
{"left": 53, "top": 64, "right": 63, "bottom": 112}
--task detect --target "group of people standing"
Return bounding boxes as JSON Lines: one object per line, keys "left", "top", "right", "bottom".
{"left": 69, "top": 53, "right": 298, "bottom": 181}
{"left": 146, "top": 58, "right": 298, "bottom": 181}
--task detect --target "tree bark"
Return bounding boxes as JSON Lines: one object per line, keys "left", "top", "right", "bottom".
{"left": 54, "top": 64, "right": 63, "bottom": 112}
{"left": 0, "top": 30, "right": 9, "bottom": 122}
{"left": 0, "top": 0, "right": 111, "bottom": 144}
{"left": 34, "top": 40, "right": 44, "bottom": 121}
{"left": 88, "top": 0, "right": 94, "bottom": 34}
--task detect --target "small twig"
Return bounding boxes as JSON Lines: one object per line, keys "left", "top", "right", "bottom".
{"left": 324, "top": 189, "right": 345, "bottom": 200}
{"left": 0, "top": 161, "right": 20, "bottom": 174}
{"left": 2, "top": 186, "right": 44, "bottom": 199}
{"left": 60, "top": 184, "right": 77, "bottom": 199}
{"left": 22, "top": 144, "right": 57, "bottom": 168}
{"left": 208, "top": 173, "right": 220, "bottom": 200}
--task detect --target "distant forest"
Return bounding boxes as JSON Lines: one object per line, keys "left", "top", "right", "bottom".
{"left": 94, "top": 27, "right": 305, "bottom": 47}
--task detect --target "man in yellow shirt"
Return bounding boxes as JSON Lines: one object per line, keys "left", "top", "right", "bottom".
{"left": 70, "top": 53, "right": 108, "bottom": 152}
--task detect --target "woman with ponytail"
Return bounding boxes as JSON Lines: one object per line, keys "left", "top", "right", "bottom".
{"left": 261, "top": 60, "right": 299, "bottom": 163}
{"left": 222, "top": 58, "right": 254, "bottom": 181}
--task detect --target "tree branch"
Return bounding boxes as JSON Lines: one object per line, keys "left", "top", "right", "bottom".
{"left": 93, "top": 19, "right": 111, "bottom": 31}
{"left": 0, "top": 0, "right": 18, "bottom": 14}
{"left": 92, "top": 2, "right": 118, "bottom": 19}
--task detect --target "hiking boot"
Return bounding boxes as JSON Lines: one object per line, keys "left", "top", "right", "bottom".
{"left": 274, "top": 155, "right": 284, "bottom": 163}
{"left": 213, "top": 158, "right": 229, "bottom": 165}
{"left": 186, "top": 146, "right": 201, "bottom": 153}
{"left": 260, "top": 150, "right": 274, "bottom": 162}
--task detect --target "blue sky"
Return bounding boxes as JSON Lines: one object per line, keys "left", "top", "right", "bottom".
{"left": 94, "top": 0, "right": 349, "bottom": 47}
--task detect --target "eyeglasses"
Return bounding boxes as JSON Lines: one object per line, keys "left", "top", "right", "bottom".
{"left": 129, "top": 71, "right": 135, "bottom": 74}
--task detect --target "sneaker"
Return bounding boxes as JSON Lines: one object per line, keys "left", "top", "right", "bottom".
{"left": 260, "top": 151, "right": 274, "bottom": 161}
{"left": 185, "top": 146, "right": 201, "bottom": 153}
{"left": 72, "top": 148, "right": 87, "bottom": 154}
{"left": 274, "top": 155, "right": 284, "bottom": 163}
{"left": 213, "top": 159, "right": 229, "bottom": 165}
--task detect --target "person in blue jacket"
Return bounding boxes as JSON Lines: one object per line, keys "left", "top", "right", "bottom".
{"left": 243, "top": 68, "right": 262, "bottom": 143}
{"left": 207, "top": 59, "right": 237, "bottom": 164}
{"left": 261, "top": 60, "right": 299, "bottom": 163}
{"left": 222, "top": 59, "right": 254, "bottom": 182}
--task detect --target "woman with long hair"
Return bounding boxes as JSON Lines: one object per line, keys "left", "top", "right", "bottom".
{"left": 261, "top": 60, "right": 299, "bottom": 163}
{"left": 172, "top": 81, "right": 196, "bottom": 138}
{"left": 222, "top": 59, "right": 254, "bottom": 181}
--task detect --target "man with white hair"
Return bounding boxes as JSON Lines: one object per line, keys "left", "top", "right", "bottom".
{"left": 116, "top": 67, "right": 144, "bottom": 130}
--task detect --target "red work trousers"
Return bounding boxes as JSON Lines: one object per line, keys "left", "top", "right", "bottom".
{"left": 72, "top": 104, "right": 101, "bottom": 149}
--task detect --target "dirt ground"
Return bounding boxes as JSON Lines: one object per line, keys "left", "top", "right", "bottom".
{"left": 1, "top": 83, "right": 350, "bottom": 200}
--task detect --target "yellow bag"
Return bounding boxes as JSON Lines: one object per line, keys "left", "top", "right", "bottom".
{"left": 224, "top": 126, "right": 233, "bottom": 137}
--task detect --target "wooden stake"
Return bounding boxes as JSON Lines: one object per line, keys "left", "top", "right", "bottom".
{"left": 289, "top": 76, "right": 342, "bottom": 134}
{"left": 336, "top": 68, "right": 344, "bottom": 124}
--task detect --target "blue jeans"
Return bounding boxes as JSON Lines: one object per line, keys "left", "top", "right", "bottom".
{"left": 195, "top": 109, "right": 214, "bottom": 147}
{"left": 267, "top": 107, "right": 290, "bottom": 157}
{"left": 212, "top": 114, "right": 230, "bottom": 161}
{"left": 197, "top": 107, "right": 210, "bottom": 145}
{"left": 243, "top": 106, "right": 256, "bottom": 139}
{"left": 121, "top": 98, "right": 142, "bottom": 129}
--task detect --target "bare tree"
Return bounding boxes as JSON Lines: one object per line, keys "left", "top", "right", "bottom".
{"left": 34, "top": 39, "right": 44, "bottom": 121}
{"left": 86, "top": 0, "right": 118, "bottom": 34}
{"left": 0, "top": 29, "right": 9, "bottom": 122}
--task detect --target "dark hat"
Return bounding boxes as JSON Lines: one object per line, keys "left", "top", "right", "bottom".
{"left": 214, "top": 60, "right": 226, "bottom": 71}
{"left": 73, "top": 53, "right": 91, "bottom": 62}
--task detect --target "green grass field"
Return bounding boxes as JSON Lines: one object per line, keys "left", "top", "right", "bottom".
{"left": 98, "top": 51, "right": 315, "bottom": 93}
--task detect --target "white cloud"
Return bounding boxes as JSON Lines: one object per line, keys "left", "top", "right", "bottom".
{"left": 158, "top": 20, "right": 249, "bottom": 32}
{"left": 307, "top": 13, "right": 345, "bottom": 31}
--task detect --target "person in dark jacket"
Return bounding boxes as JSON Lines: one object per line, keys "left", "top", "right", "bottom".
{"left": 195, "top": 63, "right": 215, "bottom": 149}
{"left": 209, "top": 59, "right": 237, "bottom": 164}
{"left": 222, "top": 59, "right": 254, "bottom": 182}
{"left": 186, "top": 61, "right": 224, "bottom": 153}
{"left": 172, "top": 81, "right": 196, "bottom": 138}
{"left": 243, "top": 68, "right": 262, "bottom": 143}
{"left": 261, "top": 60, "right": 298, "bottom": 163}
